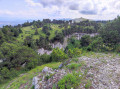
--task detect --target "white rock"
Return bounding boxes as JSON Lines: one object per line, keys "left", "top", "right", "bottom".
{"left": 0, "top": 60, "right": 3, "bottom": 63}
{"left": 42, "top": 66, "right": 54, "bottom": 74}
{"left": 32, "top": 76, "right": 40, "bottom": 89}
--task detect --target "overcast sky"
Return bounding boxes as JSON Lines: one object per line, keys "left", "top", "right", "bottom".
{"left": 0, "top": 0, "right": 120, "bottom": 21}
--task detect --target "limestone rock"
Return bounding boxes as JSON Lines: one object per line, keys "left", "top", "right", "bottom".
{"left": 42, "top": 66, "right": 54, "bottom": 74}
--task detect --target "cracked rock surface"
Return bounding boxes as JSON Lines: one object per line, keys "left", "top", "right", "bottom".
{"left": 79, "top": 53, "right": 120, "bottom": 89}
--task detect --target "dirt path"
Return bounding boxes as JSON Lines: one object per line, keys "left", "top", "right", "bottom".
{"left": 79, "top": 53, "right": 120, "bottom": 89}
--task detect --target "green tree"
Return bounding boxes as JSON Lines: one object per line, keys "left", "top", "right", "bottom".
{"left": 0, "top": 43, "right": 39, "bottom": 69}
{"left": 81, "top": 35, "right": 91, "bottom": 47}
{"left": 88, "top": 37, "right": 103, "bottom": 51}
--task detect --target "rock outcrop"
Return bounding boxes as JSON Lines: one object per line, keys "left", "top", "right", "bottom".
{"left": 32, "top": 67, "right": 66, "bottom": 89}
{"left": 37, "top": 33, "right": 98, "bottom": 55}
{"left": 0, "top": 59, "right": 3, "bottom": 63}
{"left": 37, "top": 48, "right": 52, "bottom": 55}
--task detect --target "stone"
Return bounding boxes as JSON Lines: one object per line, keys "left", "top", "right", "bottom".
{"left": 42, "top": 66, "right": 54, "bottom": 74}
{"left": 59, "top": 63, "right": 63, "bottom": 69}
{"left": 21, "top": 62, "right": 26, "bottom": 68}
{"left": 32, "top": 76, "right": 40, "bottom": 89}
{"left": 37, "top": 48, "right": 52, "bottom": 55}
{"left": 32, "top": 68, "right": 67, "bottom": 89}
{"left": 0, "top": 59, "right": 3, "bottom": 63}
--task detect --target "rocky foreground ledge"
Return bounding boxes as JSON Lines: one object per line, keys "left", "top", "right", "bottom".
{"left": 32, "top": 67, "right": 67, "bottom": 89}
{"left": 32, "top": 53, "right": 120, "bottom": 89}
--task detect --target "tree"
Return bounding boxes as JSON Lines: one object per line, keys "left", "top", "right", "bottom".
{"left": 42, "top": 25, "right": 51, "bottom": 35}
{"left": 81, "top": 35, "right": 91, "bottom": 47}
{"left": 0, "top": 30, "right": 5, "bottom": 45}
{"left": 52, "top": 32, "right": 64, "bottom": 43}
{"left": 0, "top": 43, "right": 39, "bottom": 69}
{"left": 35, "top": 29, "right": 39, "bottom": 35}
{"left": 24, "top": 36, "right": 36, "bottom": 48}
{"left": 88, "top": 37, "right": 103, "bottom": 51}
{"left": 100, "top": 30, "right": 120, "bottom": 45}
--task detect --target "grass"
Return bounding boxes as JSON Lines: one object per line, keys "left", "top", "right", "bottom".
{"left": 49, "top": 24, "right": 63, "bottom": 40}
{"left": 0, "top": 62, "right": 61, "bottom": 89}
{"left": 15, "top": 24, "right": 63, "bottom": 44}
{"left": 67, "top": 63, "right": 81, "bottom": 70}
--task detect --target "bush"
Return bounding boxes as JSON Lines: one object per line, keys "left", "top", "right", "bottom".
{"left": 72, "top": 58, "right": 79, "bottom": 62}
{"left": 81, "top": 35, "right": 91, "bottom": 47}
{"left": 67, "top": 49, "right": 74, "bottom": 58}
{"left": 73, "top": 48, "right": 82, "bottom": 56}
{"left": 87, "top": 37, "right": 103, "bottom": 51}
{"left": 1, "top": 67, "right": 10, "bottom": 79}
{"left": 85, "top": 80, "right": 92, "bottom": 89}
{"left": 51, "top": 48, "right": 68, "bottom": 62}
{"left": 115, "top": 44, "right": 120, "bottom": 52}
{"left": 40, "top": 54, "right": 51, "bottom": 63}
{"left": 65, "top": 37, "right": 81, "bottom": 52}
{"left": 57, "top": 74, "right": 79, "bottom": 89}
{"left": 0, "top": 43, "right": 39, "bottom": 70}
{"left": 67, "top": 48, "right": 82, "bottom": 58}
{"left": 67, "top": 63, "right": 81, "bottom": 70}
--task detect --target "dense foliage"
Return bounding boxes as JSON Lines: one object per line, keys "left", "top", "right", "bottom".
{"left": 0, "top": 16, "right": 120, "bottom": 85}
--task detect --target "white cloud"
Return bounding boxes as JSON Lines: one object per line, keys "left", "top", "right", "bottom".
{"left": 25, "top": 0, "right": 41, "bottom": 6}
{"left": 1, "top": 0, "right": 120, "bottom": 20}
{"left": 115, "top": 1, "right": 120, "bottom": 9}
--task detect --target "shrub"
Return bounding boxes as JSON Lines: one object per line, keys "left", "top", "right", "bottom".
{"left": 81, "top": 35, "right": 91, "bottom": 47}
{"left": 87, "top": 37, "right": 103, "bottom": 51}
{"left": 73, "top": 48, "right": 82, "bottom": 56}
{"left": 65, "top": 37, "right": 81, "bottom": 52}
{"left": 67, "top": 48, "right": 82, "bottom": 58}
{"left": 67, "top": 49, "right": 74, "bottom": 58}
{"left": 40, "top": 54, "right": 51, "bottom": 63}
{"left": 26, "top": 58, "right": 38, "bottom": 70}
{"left": 0, "top": 43, "right": 39, "bottom": 70}
{"left": 57, "top": 74, "right": 79, "bottom": 89}
{"left": 67, "top": 63, "right": 81, "bottom": 70}
{"left": 115, "top": 44, "right": 120, "bottom": 52}
{"left": 51, "top": 48, "right": 68, "bottom": 62}
{"left": 1, "top": 67, "right": 10, "bottom": 79}
{"left": 85, "top": 80, "right": 92, "bottom": 89}
{"left": 72, "top": 58, "right": 79, "bottom": 62}
{"left": 0, "top": 75, "right": 3, "bottom": 83}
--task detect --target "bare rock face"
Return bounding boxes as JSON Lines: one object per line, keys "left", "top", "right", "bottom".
{"left": 38, "top": 48, "right": 52, "bottom": 55}
{"left": 79, "top": 53, "right": 120, "bottom": 89}
{"left": 32, "top": 67, "right": 66, "bottom": 89}
{"left": 0, "top": 59, "right": 3, "bottom": 63}
{"left": 32, "top": 77, "right": 40, "bottom": 89}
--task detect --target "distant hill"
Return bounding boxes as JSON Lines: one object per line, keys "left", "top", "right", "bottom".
{"left": 0, "top": 20, "right": 33, "bottom": 27}
{"left": 72, "top": 17, "right": 93, "bottom": 23}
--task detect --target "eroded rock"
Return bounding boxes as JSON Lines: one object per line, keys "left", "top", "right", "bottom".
{"left": 32, "top": 67, "right": 66, "bottom": 89}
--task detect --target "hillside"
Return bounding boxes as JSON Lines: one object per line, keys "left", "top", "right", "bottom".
{"left": 72, "top": 17, "right": 92, "bottom": 23}
{"left": 0, "top": 62, "right": 61, "bottom": 89}
{"left": 0, "top": 16, "right": 120, "bottom": 89}
{"left": 1, "top": 52, "right": 120, "bottom": 89}
{"left": 16, "top": 24, "right": 63, "bottom": 43}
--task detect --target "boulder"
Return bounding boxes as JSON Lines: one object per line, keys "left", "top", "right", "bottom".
{"left": 59, "top": 63, "right": 63, "bottom": 69}
{"left": 42, "top": 66, "right": 54, "bottom": 74}
{"left": 0, "top": 60, "right": 3, "bottom": 63}
{"left": 32, "top": 76, "right": 40, "bottom": 89}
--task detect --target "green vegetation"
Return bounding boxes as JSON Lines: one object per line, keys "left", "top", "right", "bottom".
{"left": 51, "top": 48, "right": 68, "bottom": 62}
{"left": 0, "top": 16, "right": 120, "bottom": 88}
{"left": 67, "top": 63, "right": 81, "bottom": 70}
{"left": 58, "top": 73, "right": 79, "bottom": 89}
{"left": 0, "top": 62, "right": 61, "bottom": 89}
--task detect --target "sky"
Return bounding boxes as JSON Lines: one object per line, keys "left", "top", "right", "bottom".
{"left": 0, "top": 0, "right": 120, "bottom": 21}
